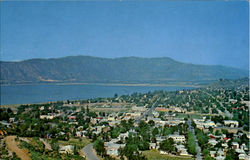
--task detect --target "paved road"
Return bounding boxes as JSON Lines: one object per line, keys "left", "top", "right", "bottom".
{"left": 135, "top": 98, "right": 160, "bottom": 123}
{"left": 202, "top": 91, "right": 233, "bottom": 118}
{"left": 187, "top": 120, "right": 202, "bottom": 160}
{"left": 82, "top": 143, "right": 100, "bottom": 160}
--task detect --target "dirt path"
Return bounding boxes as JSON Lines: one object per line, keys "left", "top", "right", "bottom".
{"left": 39, "top": 138, "right": 52, "bottom": 150}
{"left": 5, "top": 136, "right": 31, "bottom": 160}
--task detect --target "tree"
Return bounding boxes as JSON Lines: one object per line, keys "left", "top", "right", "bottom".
{"left": 123, "top": 144, "right": 146, "bottom": 160}
{"left": 225, "top": 149, "right": 238, "bottom": 160}
{"left": 187, "top": 131, "right": 197, "bottom": 155}
{"left": 93, "top": 139, "right": 106, "bottom": 157}
{"left": 148, "top": 120, "right": 155, "bottom": 126}
{"left": 152, "top": 127, "right": 159, "bottom": 136}
{"left": 86, "top": 106, "right": 89, "bottom": 114}
{"left": 159, "top": 138, "right": 175, "bottom": 153}
{"left": 204, "top": 155, "right": 215, "bottom": 160}
{"left": 111, "top": 127, "right": 120, "bottom": 138}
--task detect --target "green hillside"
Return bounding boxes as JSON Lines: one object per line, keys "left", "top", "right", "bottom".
{"left": 0, "top": 56, "right": 248, "bottom": 84}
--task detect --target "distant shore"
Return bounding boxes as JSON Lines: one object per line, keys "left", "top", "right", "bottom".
{"left": 1, "top": 82, "right": 203, "bottom": 87}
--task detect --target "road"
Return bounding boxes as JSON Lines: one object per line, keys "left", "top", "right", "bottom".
{"left": 82, "top": 143, "right": 100, "bottom": 160}
{"left": 135, "top": 98, "right": 160, "bottom": 123}
{"left": 202, "top": 90, "right": 233, "bottom": 118}
{"left": 5, "top": 136, "right": 31, "bottom": 160}
{"left": 187, "top": 120, "right": 202, "bottom": 160}
{"left": 39, "top": 138, "right": 52, "bottom": 151}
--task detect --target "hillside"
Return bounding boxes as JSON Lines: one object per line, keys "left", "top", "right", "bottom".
{"left": 0, "top": 56, "right": 248, "bottom": 84}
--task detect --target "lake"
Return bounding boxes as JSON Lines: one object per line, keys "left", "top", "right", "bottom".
{"left": 1, "top": 84, "right": 195, "bottom": 105}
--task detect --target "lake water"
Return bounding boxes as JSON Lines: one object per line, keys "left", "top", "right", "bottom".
{"left": 1, "top": 84, "right": 194, "bottom": 105}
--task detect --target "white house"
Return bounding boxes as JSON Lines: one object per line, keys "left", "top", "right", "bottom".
{"left": 208, "top": 139, "right": 218, "bottom": 146}
{"left": 224, "top": 120, "right": 239, "bottom": 128}
{"left": 168, "top": 134, "right": 186, "bottom": 143}
{"left": 59, "top": 145, "right": 74, "bottom": 154}
{"left": 105, "top": 142, "right": 125, "bottom": 156}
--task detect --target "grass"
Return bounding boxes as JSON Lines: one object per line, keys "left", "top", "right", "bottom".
{"left": 176, "top": 113, "right": 203, "bottom": 119}
{"left": 58, "top": 137, "right": 91, "bottom": 148}
{"left": 142, "top": 149, "right": 194, "bottom": 160}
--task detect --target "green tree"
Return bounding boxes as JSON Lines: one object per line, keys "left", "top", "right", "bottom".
{"left": 152, "top": 127, "right": 159, "bottom": 136}
{"left": 159, "top": 138, "right": 175, "bottom": 153}
{"left": 187, "top": 131, "right": 196, "bottom": 155}
{"left": 93, "top": 139, "right": 106, "bottom": 157}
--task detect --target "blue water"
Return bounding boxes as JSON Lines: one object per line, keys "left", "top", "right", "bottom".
{"left": 1, "top": 84, "right": 194, "bottom": 105}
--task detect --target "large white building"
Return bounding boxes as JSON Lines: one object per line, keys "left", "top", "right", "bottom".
{"left": 168, "top": 134, "right": 186, "bottom": 143}
{"left": 224, "top": 120, "right": 239, "bottom": 128}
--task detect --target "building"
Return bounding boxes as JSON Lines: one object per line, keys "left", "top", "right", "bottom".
{"left": 232, "top": 142, "right": 239, "bottom": 149}
{"left": 59, "top": 145, "right": 74, "bottom": 154}
{"left": 168, "top": 134, "right": 186, "bottom": 143}
{"left": 104, "top": 142, "right": 125, "bottom": 156}
{"left": 224, "top": 120, "right": 239, "bottom": 128}
{"left": 175, "top": 144, "right": 189, "bottom": 156}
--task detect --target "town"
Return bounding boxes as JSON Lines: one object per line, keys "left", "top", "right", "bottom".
{"left": 0, "top": 78, "right": 249, "bottom": 160}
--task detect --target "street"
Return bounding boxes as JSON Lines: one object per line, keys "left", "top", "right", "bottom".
{"left": 135, "top": 98, "right": 160, "bottom": 123}
{"left": 187, "top": 120, "right": 202, "bottom": 160}
{"left": 82, "top": 143, "right": 100, "bottom": 160}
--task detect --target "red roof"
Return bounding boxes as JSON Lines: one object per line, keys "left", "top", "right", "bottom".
{"left": 155, "top": 107, "right": 168, "bottom": 112}
{"left": 68, "top": 116, "right": 76, "bottom": 119}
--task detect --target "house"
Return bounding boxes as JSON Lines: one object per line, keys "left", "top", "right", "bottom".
{"left": 208, "top": 139, "right": 218, "bottom": 146}
{"left": 232, "top": 142, "right": 239, "bottom": 149}
{"left": 160, "top": 150, "right": 168, "bottom": 154}
{"left": 175, "top": 144, "right": 189, "bottom": 156}
{"left": 68, "top": 116, "right": 77, "bottom": 120}
{"left": 210, "top": 151, "right": 216, "bottom": 158}
{"left": 9, "top": 118, "right": 15, "bottom": 123}
{"left": 224, "top": 120, "right": 239, "bottom": 128}
{"left": 76, "top": 131, "right": 86, "bottom": 137}
{"left": 108, "top": 117, "right": 115, "bottom": 121}
{"left": 149, "top": 143, "right": 156, "bottom": 149}
{"left": 215, "top": 155, "right": 226, "bottom": 160}
{"left": 204, "top": 120, "right": 216, "bottom": 128}
{"left": 59, "top": 145, "right": 74, "bottom": 154}
{"left": 156, "top": 136, "right": 166, "bottom": 145}
{"left": 0, "top": 121, "right": 11, "bottom": 127}
{"left": 238, "top": 154, "right": 248, "bottom": 160}
{"left": 165, "top": 119, "right": 185, "bottom": 126}
{"left": 132, "top": 106, "right": 147, "bottom": 112}
{"left": 105, "top": 142, "right": 125, "bottom": 156}
{"left": 40, "top": 115, "right": 54, "bottom": 120}
{"left": 217, "top": 149, "right": 224, "bottom": 157}
{"left": 155, "top": 107, "right": 168, "bottom": 112}
{"left": 168, "top": 134, "right": 186, "bottom": 143}
{"left": 222, "top": 143, "right": 228, "bottom": 148}
{"left": 240, "top": 143, "right": 248, "bottom": 151}
{"left": 118, "top": 132, "right": 129, "bottom": 141}
{"left": 109, "top": 120, "right": 121, "bottom": 127}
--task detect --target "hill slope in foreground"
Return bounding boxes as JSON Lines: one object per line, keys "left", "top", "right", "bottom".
{"left": 0, "top": 56, "right": 248, "bottom": 84}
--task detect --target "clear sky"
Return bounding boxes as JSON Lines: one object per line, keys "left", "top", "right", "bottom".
{"left": 1, "top": 1, "right": 249, "bottom": 70}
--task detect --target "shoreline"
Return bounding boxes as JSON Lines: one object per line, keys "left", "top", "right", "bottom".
{"left": 1, "top": 82, "right": 204, "bottom": 87}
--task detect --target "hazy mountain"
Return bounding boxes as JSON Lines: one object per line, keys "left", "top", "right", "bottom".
{"left": 0, "top": 56, "right": 248, "bottom": 84}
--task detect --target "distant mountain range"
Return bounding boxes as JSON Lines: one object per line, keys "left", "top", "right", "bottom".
{"left": 0, "top": 56, "right": 248, "bottom": 84}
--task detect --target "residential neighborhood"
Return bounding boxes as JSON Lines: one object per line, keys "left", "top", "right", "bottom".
{"left": 0, "top": 78, "right": 249, "bottom": 160}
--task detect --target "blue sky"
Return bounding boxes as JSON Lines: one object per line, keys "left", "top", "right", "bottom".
{"left": 1, "top": 1, "right": 249, "bottom": 70}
